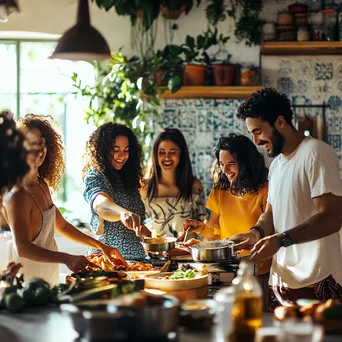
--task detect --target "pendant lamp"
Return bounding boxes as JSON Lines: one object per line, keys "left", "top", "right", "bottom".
{"left": 50, "top": 0, "right": 110, "bottom": 61}
{"left": 0, "top": 0, "right": 19, "bottom": 22}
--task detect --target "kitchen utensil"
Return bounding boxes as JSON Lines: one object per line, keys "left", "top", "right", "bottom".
{"left": 189, "top": 240, "right": 235, "bottom": 262}
{"left": 183, "top": 227, "right": 190, "bottom": 243}
{"left": 60, "top": 295, "right": 179, "bottom": 341}
{"left": 144, "top": 272, "right": 208, "bottom": 291}
{"left": 142, "top": 237, "right": 176, "bottom": 251}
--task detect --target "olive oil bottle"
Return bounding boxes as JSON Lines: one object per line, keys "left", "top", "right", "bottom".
{"left": 229, "top": 260, "right": 262, "bottom": 342}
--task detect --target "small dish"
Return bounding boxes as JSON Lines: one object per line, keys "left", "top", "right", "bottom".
{"left": 180, "top": 299, "right": 216, "bottom": 330}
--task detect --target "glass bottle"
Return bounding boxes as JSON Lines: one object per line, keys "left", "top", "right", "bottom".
{"left": 229, "top": 260, "right": 263, "bottom": 342}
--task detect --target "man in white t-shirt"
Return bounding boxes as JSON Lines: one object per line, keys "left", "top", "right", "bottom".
{"left": 231, "top": 88, "right": 342, "bottom": 306}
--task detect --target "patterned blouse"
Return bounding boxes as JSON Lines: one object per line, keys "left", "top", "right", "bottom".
{"left": 143, "top": 191, "right": 206, "bottom": 238}
{"left": 83, "top": 168, "right": 146, "bottom": 260}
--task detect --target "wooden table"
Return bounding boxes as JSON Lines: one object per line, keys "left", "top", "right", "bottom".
{"left": 0, "top": 308, "right": 341, "bottom": 342}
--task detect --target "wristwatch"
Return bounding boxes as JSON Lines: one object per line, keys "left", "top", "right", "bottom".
{"left": 280, "top": 231, "right": 293, "bottom": 247}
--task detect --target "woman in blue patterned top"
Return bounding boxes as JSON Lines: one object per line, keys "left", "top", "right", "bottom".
{"left": 83, "top": 123, "right": 150, "bottom": 260}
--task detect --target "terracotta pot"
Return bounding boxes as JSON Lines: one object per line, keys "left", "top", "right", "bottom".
{"left": 155, "top": 69, "right": 167, "bottom": 86}
{"left": 211, "top": 64, "right": 236, "bottom": 86}
{"left": 161, "top": 5, "right": 185, "bottom": 19}
{"left": 183, "top": 64, "right": 206, "bottom": 86}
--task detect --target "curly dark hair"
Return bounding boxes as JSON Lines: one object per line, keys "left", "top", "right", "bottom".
{"left": 145, "top": 128, "right": 194, "bottom": 203}
{"left": 83, "top": 123, "right": 143, "bottom": 189}
{"left": 17, "top": 114, "right": 65, "bottom": 191}
{"left": 0, "top": 110, "right": 29, "bottom": 199}
{"left": 237, "top": 87, "right": 294, "bottom": 127}
{"left": 212, "top": 133, "right": 268, "bottom": 196}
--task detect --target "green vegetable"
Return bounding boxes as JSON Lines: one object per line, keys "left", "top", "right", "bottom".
{"left": 170, "top": 268, "right": 196, "bottom": 280}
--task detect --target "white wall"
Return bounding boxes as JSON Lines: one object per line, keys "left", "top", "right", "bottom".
{"left": 0, "top": 0, "right": 259, "bottom": 65}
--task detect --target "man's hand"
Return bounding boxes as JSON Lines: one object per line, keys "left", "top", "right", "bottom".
{"left": 249, "top": 234, "right": 281, "bottom": 262}
{"left": 101, "top": 245, "right": 127, "bottom": 267}
{"left": 64, "top": 254, "right": 98, "bottom": 273}
{"left": 120, "top": 211, "right": 141, "bottom": 234}
{"left": 230, "top": 229, "right": 261, "bottom": 251}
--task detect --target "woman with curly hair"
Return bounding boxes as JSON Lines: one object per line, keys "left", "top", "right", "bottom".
{"left": 83, "top": 123, "right": 150, "bottom": 260}
{"left": 141, "top": 128, "right": 206, "bottom": 238}
{"left": 1, "top": 114, "right": 126, "bottom": 285}
{"left": 180, "top": 133, "right": 268, "bottom": 239}
{"left": 179, "top": 133, "right": 270, "bottom": 310}
{"left": 0, "top": 110, "right": 29, "bottom": 202}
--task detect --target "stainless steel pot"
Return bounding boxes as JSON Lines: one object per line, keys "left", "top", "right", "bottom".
{"left": 142, "top": 237, "right": 176, "bottom": 251}
{"left": 61, "top": 295, "right": 179, "bottom": 341}
{"left": 190, "top": 240, "right": 235, "bottom": 262}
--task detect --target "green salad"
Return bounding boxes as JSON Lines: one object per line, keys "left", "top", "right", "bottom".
{"left": 170, "top": 268, "right": 196, "bottom": 280}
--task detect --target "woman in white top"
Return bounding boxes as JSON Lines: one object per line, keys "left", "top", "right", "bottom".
{"left": 1, "top": 114, "right": 126, "bottom": 285}
{"left": 141, "top": 128, "right": 206, "bottom": 238}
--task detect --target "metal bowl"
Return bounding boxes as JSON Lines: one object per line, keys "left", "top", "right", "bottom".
{"left": 61, "top": 294, "right": 179, "bottom": 341}
{"left": 142, "top": 237, "right": 176, "bottom": 251}
{"left": 190, "top": 240, "right": 235, "bottom": 262}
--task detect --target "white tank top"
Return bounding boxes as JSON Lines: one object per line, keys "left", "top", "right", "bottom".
{"left": 7, "top": 183, "right": 59, "bottom": 286}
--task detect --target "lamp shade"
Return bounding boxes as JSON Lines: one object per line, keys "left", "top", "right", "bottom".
{"left": 50, "top": 0, "right": 110, "bottom": 61}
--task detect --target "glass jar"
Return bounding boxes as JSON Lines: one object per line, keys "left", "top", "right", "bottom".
{"left": 214, "top": 286, "right": 235, "bottom": 340}
{"left": 276, "top": 26, "right": 297, "bottom": 41}
{"left": 294, "top": 13, "right": 308, "bottom": 27}
{"left": 229, "top": 261, "right": 263, "bottom": 342}
{"left": 297, "top": 26, "right": 310, "bottom": 41}
{"left": 262, "top": 22, "right": 276, "bottom": 41}
{"left": 322, "top": 9, "right": 337, "bottom": 41}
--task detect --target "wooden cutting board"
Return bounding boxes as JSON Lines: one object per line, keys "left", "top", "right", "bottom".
{"left": 144, "top": 285, "right": 208, "bottom": 303}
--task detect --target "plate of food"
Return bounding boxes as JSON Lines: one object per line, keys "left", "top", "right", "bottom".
{"left": 85, "top": 251, "right": 160, "bottom": 277}
{"left": 274, "top": 299, "right": 342, "bottom": 334}
{"left": 144, "top": 264, "right": 208, "bottom": 291}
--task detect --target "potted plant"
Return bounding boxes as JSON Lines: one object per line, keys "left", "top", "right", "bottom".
{"left": 181, "top": 30, "right": 217, "bottom": 86}
{"left": 160, "top": 0, "right": 202, "bottom": 20}
{"left": 205, "top": 0, "right": 264, "bottom": 46}
{"left": 206, "top": 28, "right": 236, "bottom": 86}
{"left": 154, "top": 44, "right": 183, "bottom": 93}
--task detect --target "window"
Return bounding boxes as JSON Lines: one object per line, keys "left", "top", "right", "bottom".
{"left": 0, "top": 39, "right": 96, "bottom": 222}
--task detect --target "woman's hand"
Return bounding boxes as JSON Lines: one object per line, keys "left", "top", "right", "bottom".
{"left": 140, "top": 225, "right": 152, "bottom": 238}
{"left": 120, "top": 211, "right": 141, "bottom": 235}
{"left": 101, "top": 245, "right": 127, "bottom": 267}
{"left": 177, "top": 219, "right": 205, "bottom": 242}
{"left": 64, "top": 254, "right": 98, "bottom": 273}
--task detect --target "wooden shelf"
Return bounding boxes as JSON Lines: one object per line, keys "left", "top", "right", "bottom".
{"left": 159, "top": 86, "right": 263, "bottom": 99}
{"left": 261, "top": 41, "right": 342, "bottom": 55}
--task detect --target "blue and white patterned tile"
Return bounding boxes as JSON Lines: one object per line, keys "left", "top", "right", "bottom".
{"left": 194, "top": 148, "right": 214, "bottom": 183}
{"left": 194, "top": 132, "right": 214, "bottom": 150}
{"left": 328, "top": 134, "right": 342, "bottom": 152}
{"left": 159, "top": 109, "right": 179, "bottom": 127}
{"left": 277, "top": 77, "right": 294, "bottom": 95}
{"left": 196, "top": 110, "right": 211, "bottom": 133}
{"left": 294, "top": 60, "right": 315, "bottom": 80}
{"left": 179, "top": 110, "right": 196, "bottom": 129}
{"left": 279, "top": 60, "right": 293, "bottom": 77}
{"left": 314, "top": 63, "right": 333, "bottom": 81}
{"left": 182, "top": 129, "right": 197, "bottom": 150}
{"left": 328, "top": 96, "right": 342, "bottom": 111}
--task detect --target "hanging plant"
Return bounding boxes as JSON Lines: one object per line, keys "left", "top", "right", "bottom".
{"left": 71, "top": 51, "right": 159, "bottom": 157}
{"left": 205, "top": 0, "right": 263, "bottom": 47}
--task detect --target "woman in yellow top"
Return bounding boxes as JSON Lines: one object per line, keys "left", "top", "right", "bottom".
{"left": 182, "top": 133, "right": 268, "bottom": 240}
{"left": 180, "top": 133, "right": 270, "bottom": 310}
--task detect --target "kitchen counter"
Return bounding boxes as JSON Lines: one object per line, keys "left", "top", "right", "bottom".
{"left": 0, "top": 308, "right": 340, "bottom": 342}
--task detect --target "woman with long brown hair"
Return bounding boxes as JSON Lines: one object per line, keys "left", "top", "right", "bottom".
{"left": 141, "top": 128, "right": 206, "bottom": 238}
